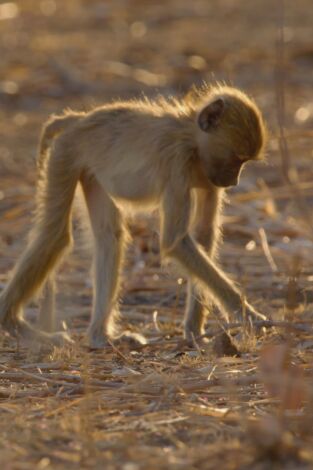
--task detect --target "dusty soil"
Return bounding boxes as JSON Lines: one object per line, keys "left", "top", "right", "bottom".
{"left": 0, "top": 1, "right": 313, "bottom": 468}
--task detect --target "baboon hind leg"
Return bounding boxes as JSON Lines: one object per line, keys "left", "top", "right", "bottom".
{"left": 39, "top": 277, "right": 56, "bottom": 333}
{"left": 0, "top": 138, "right": 77, "bottom": 346}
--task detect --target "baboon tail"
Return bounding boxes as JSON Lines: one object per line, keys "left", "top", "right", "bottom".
{"left": 37, "top": 112, "right": 81, "bottom": 174}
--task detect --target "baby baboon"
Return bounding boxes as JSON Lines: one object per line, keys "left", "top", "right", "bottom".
{"left": 0, "top": 84, "right": 267, "bottom": 348}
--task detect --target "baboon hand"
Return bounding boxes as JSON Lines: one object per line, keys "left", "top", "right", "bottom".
{"left": 244, "top": 303, "right": 267, "bottom": 323}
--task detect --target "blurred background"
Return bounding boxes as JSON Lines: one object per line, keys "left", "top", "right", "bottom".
{"left": 1, "top": 2, "right": 313, "bottom": 468}
{"left": 0, "top": 0, "right": 312, "bottom": 156}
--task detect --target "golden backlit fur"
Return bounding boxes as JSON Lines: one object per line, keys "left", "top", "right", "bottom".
{"left": 0, "top": 84, "right": 267, "bottom": 347}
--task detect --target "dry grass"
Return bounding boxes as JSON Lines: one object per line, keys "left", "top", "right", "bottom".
{"left": 1, "top": 0, "right": 313, "bottom": 468}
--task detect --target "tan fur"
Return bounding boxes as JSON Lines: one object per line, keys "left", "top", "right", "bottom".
{"left": 0, "top": 84, "right": 267, "bottom": 347}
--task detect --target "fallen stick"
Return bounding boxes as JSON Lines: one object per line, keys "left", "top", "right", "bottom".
{"left": 200, "top": 319, "right": 312, "bottom": 340}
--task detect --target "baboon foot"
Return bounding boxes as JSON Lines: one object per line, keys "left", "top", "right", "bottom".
{"left": 88, "top": 328, "right": 147, "bottom": 349}
{"left": 87, "top": 329, "right": 110, "bottom": 349}
{"left": 114, "top": 330, "right": 148, "bottom": 347}
{"left": 3, "top": 317, "right": 73, "bottom": 347}
{"left": 184, "top": 326, "right": 209, "bottom": 347}
{"left": 47, "top": 330, "right": 74, "bottom": 347}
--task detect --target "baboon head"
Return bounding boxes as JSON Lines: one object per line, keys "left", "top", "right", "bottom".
{"left": 195, "top": 87, "right": 267, "bottom": 188}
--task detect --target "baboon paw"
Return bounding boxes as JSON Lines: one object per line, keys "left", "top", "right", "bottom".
{"left": 3, "top": 318, "right": 74, "bottom": 348}
{"left": 114, "top": 330, "right": 148, "bottom": 346}
{"left": 88, "top": 329, "right": 147, "bottom": 349}
{"left": 49, "top": 331, "right": 74, "bottom": 347}
{"left": 88, "top": 330, "right": 110, "bottom": 349}
{"left": 241, "top": 305, "right": 268, "bottom": 336}
{"left": 87, "top": 325, "right": 111, "bottom": 349}
{"left": 184, "top": 328, "right": 208, "bottom": 347}
{"left": 245, "top": 306, "right": 267, "bottom": 322}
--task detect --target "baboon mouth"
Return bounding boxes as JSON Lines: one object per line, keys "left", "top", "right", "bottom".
{"left": 211, "top": 178, "right": 235, "bottom": 188}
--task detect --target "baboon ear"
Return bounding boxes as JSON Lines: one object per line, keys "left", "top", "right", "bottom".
{"left": 197, "top": 98, "right": 225, "bottom": 132}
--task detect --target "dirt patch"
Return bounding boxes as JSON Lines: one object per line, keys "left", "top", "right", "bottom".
{"left": 0, "top": 1, "right": 313, "bottom": 468}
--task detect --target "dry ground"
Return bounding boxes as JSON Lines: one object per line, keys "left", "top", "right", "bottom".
{"left": 0, "top": 1, "right": 313, "bottom": 468}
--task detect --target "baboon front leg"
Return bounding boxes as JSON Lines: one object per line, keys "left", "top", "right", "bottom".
{"left": 174, "top": 236, "right": 265, "bottom": 325}
{"left": 184, "top": 187, "right": 223, "bottom": 343}
{"left": 161, "top": 184, "right": 266, "bottom": 335}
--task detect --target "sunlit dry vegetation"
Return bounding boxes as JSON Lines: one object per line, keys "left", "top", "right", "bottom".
{"left": 0, "top": 0, "right": 313, "bottom": 468}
